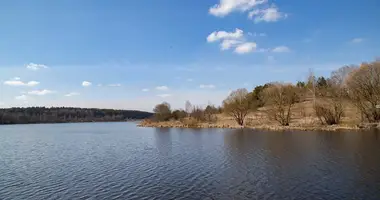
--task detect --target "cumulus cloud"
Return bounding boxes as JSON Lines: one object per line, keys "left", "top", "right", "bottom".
{"left": 207, "top": 28, "right": 244, "bottom": 43}
{"left": 26, "top": 63, "right": 48, "bottom": 70}
{"left": 351, "top": 38, "right": 364, "bottom": 43}
{"left": 209, "top": 0, "right": 267, "bottom": 17}
{"left": 248, "top": 5, "right": 287, "bottom": 23}
{"left": 156, "top": 86, "right": 169, "bottom": 91}
{"left": 200, "top": 84, "right": 216, "bottom": 89}
{"left": 272, "top": 46, "right": 290, "bottom": 53}
{"left": 142, "top": 88, "right": 150, "bottom": 92}
{"left": 82, "top": 81, "right": 92, "bottom": 87}
{"left": 234, "top": 42, "right": 257, "bottom": 54}
{"left": 65, "top": 92, "right": 80, "bottom": 97}
{"left": 107, "top": 84, "right": 122, "bottom": 87}
{"left": 28, "top": 89, "right": 56, "bottom": 96}
{"left": 15, "top": 95, "right": 28, "bottom": 100}
{"left": 221, "top": 39, "right": 242, "bottom": 50}
{"left": 3, "top": 78, "right": 39, "bottom": 87}
{"left": 157, "top": 94, "right": 172, "bottom": 98}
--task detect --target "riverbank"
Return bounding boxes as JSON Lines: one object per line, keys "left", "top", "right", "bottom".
{"left": 137, "top": 120, "right": 378, "bottom": 131}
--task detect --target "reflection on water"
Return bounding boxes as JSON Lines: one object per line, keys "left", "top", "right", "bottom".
{"left": 0, "top": 123, "right": 379, "bottom": 199}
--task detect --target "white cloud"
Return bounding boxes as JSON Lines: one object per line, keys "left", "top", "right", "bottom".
{"left": 3, "top": 79, "right": 39, "bottom": 87}
{"left": 186, "top": 78, "right": 193, "bottom": 82}
{"left": 28, "top": 89, "right": 56, "bottom": 96}
{"left": 15, "top": 95, "right": 28, "bottom": 100}
{"left": 234, "top": 42, "right": 257, "bottom": 54}
{"left": 200, "top": 84, "right": 216, "bottom": 89}
{"left": 0, "top": 102, "right": 4, "bottom": 106}
{"left": 272, "top": 46, "right": 290, "bottom": 53}
{"left": 97, "top": 84, "right": 103, "bottom": 87}
{"left": 82, "top": 81, "right": 92, "bottom": 87}
{"left": 351, "top": 38, "right": 364, "bottom": 43}
{"left": 209, "top": 0, "right": 267, "bottom": 17}
{"left": 156, "top": 86, "right": 169, "bottom": 91}
{"left": 207, "top": 28, "right": 244, "bottom": 43}
{"left": 142, "top": 88, "right": 150, "bottom": 92}
{"left": 26, "top": 63, "right": 48, "bottom": 70}
{"left": 157, "top": 94, "right": 172, "bottom": 98}
{"left": 65, "top": 92, "right": 80, "bottom": 97}
{"left": 221, "top": 39, "right": 242, "bottom": 50}
{"left": 108, "top": 84, "right": 122, "bottom": 87}
{"left": 248, "top": 5, "right": 287, "bottom": 23}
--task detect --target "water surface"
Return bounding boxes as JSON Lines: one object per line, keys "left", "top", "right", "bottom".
{"left": 0, "top": 122, "right": 379, "bottom": 199}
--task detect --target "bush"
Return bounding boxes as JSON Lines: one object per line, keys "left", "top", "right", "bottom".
{"left": 315, "top": 101, "right": 343, "bottom": 125}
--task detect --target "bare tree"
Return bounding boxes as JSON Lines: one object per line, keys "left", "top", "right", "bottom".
{"left": 185, "top": 100, "right": 192, "bottom": 116}
{"left": 263, "top": 83, "right": 299, "bottom": 126}
{"left": 153, "top": 102, "right": 172, "bottom": 121}
{"left": 313, "top": 66, "right": 354, "bottom": 125}
{"left": 346, "top": 60, "right": 380, "bottom": 122}
{"left": 222, "top": 88, "right": 252, "bottom": 126}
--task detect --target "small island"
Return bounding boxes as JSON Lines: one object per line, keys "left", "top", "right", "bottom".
{"left": 140, "top": 59, "right": 380, "bottom": 131}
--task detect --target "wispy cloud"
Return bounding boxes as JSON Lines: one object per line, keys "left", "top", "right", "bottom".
{"left": 207, "top": 28, "right": 244, "bottom": 43}
{"left": 157, "top": 94, "right": 172, "bottom": 98}
{"left": 248, "top": 4, "right": 287, "bottom": 23}
{"left": 186, "top": 78, "right": 193, "bottom": 82}
{"left": 107, "top": 83, "right": 122, "bottom": 87}
{"left": 248, "top": 32, "right": 267, "bottom": 37}
{"left": 15, "top": 95, "right": 28, "bottom": 100}
{"left": 28, "top": 89, "right": 56, "bottom": 96}
{"left": 156, "top": 86, "right": 169, "bottom": 91}
{"left": 200, "top": 84, "right": 216, "bottom": 89}
{"left": 3, "top": 77, "right": 39, "bottom": 87}
{"left": 351, "top": 38, "right": 364, "bottom": 43}
{"left": 142, "top": 88, "right": 150, "bottom": 92}
{"left": 272, "top": 46, "right": 291, "bottom": 53}
{"left": 26, "top": 63, "right": 48, "bottom": 70}
{"left": 209, "top": 0, "right": 267, "bottom": 17}
{"left": 235, "top": 42, "right": 257, "bottom": 54}
{"left": 82, "top": 81, "right": 92, "bottom": 87}
{"left": 64, "top": 92, "right": 80, "bottom": 97}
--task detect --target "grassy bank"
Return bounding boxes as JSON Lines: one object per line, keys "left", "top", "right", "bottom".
{"left": 139, "top": 100, "right": 379, "bottom": 131}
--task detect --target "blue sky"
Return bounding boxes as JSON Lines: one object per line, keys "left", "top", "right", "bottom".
{"left": 0, "top": 0, "right": 379, "bottom": 111}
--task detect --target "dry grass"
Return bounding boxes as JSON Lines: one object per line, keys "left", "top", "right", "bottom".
{"left": 139, "top": 100, "right": 376, "bottom": 131}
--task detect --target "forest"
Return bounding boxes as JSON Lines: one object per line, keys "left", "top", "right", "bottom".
{"left": 0, "top": 107, "right": 153, "bottom": 125}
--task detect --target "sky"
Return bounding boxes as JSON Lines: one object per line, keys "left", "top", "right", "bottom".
{"left": 0, "top": 0, "right": 379, "bottom": 111}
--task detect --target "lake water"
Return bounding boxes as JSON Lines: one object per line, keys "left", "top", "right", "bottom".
{"left": 0, "top": 122, "right": 379, "bottom": 200}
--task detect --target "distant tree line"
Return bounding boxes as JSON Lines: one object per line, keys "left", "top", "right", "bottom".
{"left": 152, "top": 59, "right": 380, "bottom": 126}
{"left": 0, "top": 107, "right": 153, "bottom": 125}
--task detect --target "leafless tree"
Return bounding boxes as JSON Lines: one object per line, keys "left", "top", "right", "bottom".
{"left": 153, "top": 102, "right": 172, "bottom": 121}
{"left": 262, "top": 83, "right": 299, "bottom": 126}
{"left": 222, "top": 88, "right": 253, "bottom": 126}
{"left": 313, "top": 66, "right": 354, "bottom": 125}
{"left": 185, "top": 100, "right": 192, "bottom": 116}
{"left": 346, "top": 60, "right": 380, "bottom": 122}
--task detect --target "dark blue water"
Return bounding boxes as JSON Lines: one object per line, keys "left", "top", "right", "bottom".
{"left": 0, "top": 122, "right": 379, "bottom": 199}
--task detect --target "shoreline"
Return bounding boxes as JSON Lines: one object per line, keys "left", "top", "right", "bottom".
{"left": 138, "top": 121, "right": 380, "bottom": 132}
